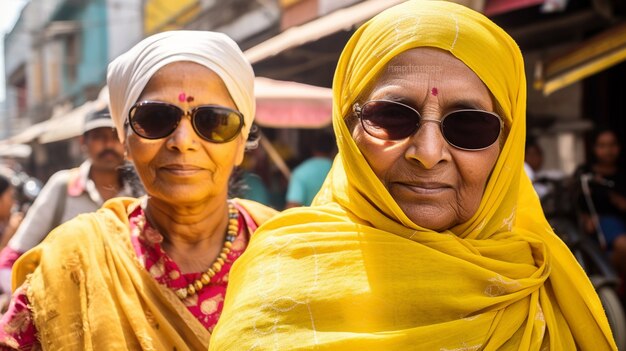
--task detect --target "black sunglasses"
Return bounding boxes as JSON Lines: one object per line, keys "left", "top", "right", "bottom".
{"left": 128, "top": 101, "right": 244, "bottom": 143}
{"left": 353, "top": 100, "right": 503, "bottom": 151}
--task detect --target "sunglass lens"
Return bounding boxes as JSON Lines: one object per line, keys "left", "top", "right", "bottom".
{"left": 442, "top": 111, "right": 501, "bottom": 150}
{"left": 193, "top": 107, "right": 243, "bottom": 142}
{"left": 130, "top": 103, "right": 180, "bottom": 139}
{"left": 361, "top": 101, "right": 417, "bottom": 140}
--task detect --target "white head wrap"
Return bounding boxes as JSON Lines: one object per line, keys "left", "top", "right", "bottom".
{"left": 107, "top": 30, "right": 255, "bottom": 143}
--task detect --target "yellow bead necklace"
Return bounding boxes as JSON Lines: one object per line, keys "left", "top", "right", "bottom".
{"left": 137, "top": 201, "right": 239, "bottom": 300}
{"left": 176, "top": 202, "right": 239, "bottom": 300}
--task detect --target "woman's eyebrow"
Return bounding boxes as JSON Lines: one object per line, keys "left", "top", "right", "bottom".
{"left": 368, "top": 89, "right": 415, "bottom": 104}
{"left": 382, "top": 95, "right": 412, "bottom": 104}
{"left": 367, "top": 94, "right": 422, "bottom": 110}
{"left": 448, "top": 99, "right": 491, "bottom": 111}
{"left": 369, "top": 88, "right": 492, "bottom": 111}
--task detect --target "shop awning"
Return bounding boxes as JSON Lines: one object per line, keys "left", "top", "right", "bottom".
{"left": 2, "top": 102, "right": 75, "bottom": 145}
{"left": 0, "top": 144, "right": 32, "bottom": 158}
{"left": 5, "top": 120, "right": 51, "bottom": 145}
{"left": 534, "top": 22, "right": 626, "bottom": 95}
{"left": 39, "top": 87, "right": 109, "bottom": 144}
{"left": 255, "top": 77, "right": 332, "bottom": 128}
{"left": 244, "top": 0, "right": 406, "bottom": 65}
{"left": 38, "top": 101, "right": 96, "bottom": 144}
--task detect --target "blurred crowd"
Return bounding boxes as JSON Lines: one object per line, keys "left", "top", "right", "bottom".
{"left": 526, "top": 128, "right": 626, "bottom": 296}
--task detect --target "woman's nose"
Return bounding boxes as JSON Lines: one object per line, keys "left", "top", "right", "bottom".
{"left": 166, "top": 115, "right": 199, "bottom": 152}
{"left": 405, "top": 120, "right": 450, "bottom": 169}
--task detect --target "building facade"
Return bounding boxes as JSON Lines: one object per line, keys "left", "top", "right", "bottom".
{"left": 3, "top": 0, "right": 143, "bottom": 177}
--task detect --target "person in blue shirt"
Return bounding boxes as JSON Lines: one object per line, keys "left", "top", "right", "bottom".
{"left": 285, "top": 130, "right": 335, "bottom": 208}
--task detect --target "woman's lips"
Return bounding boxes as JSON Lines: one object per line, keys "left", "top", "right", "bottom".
{"left": 395, "top": 181, "right": 452, "bottom": 195}
{"left": 160, "top": 164, "right": 205, "bottom": 176}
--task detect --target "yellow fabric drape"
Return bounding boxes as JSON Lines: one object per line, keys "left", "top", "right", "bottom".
{"left": 12, "top": 197, "right": 275, "bottom": 350}
{"left": 210, "top": 1, "right": 617, "bottom": 350}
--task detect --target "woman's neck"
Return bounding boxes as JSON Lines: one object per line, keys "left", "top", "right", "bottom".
{"left": 144, "top": 196, "right": 230, "bottom": 273}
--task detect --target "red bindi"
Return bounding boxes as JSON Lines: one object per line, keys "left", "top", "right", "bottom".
{"left": 431, "top": 87, "right": 438, "bottom": 96}
{"left": 186, "top": 96, "right": 194, "bottom": 103}
{"left": 178, "top": 93, "right": 186, "bottom": 102}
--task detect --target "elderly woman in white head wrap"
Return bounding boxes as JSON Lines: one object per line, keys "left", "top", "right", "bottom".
{"left": 0, "top": 31, "right": 276, "bottom": 351}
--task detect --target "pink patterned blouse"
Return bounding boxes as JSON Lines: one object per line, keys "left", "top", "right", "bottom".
{"left": 0, "top": 202, "right": 255, "bottom": 350}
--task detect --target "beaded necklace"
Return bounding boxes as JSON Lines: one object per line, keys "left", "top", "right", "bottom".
{"left": 136, "top": 201, "right": 239, "bottom": 300}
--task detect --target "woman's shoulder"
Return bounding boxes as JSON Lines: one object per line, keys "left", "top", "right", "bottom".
{"left": 11, "top": 213, "right": 109, "bottom": 289}
{"left": 43, "top": 212, "right": 104, "bottom": 244}
{"left": 257, "top": 202, "right": 353, "bottom": 232}
{"left": 32, "top": 197, "right": 136, "bottom": 248}
{"left": 230, "top": 200, "right": 354, "bottom": 236}
{"left": 12, "top": 199, "right": 136, "bottom": 288}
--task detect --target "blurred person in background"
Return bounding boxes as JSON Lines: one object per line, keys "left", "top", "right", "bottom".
{"left": 0, "top": 108, "right": 138, "bottom": 294}
{"left": 524, "top": 138, "right": 550, "bottom": 199}
{"left": 0, "top": 171, "right": 23, "bottom": 251}
{"left": 0, "top": 170, "right": 22, "bottom": 312}
{"left": 524, "top": 138, "right": 544, "bottom": 181}
{"left": 523, "top": 138, "right": 567, "bottom": 219}
{"left": 284, "top": 130, "right": 335, "bottom": 208}
{"left": 0, "top": 30, "right": 275, "bottom": 350}
{"left": 574, "top": 128, "right": 626, "bottom": 268}
{"left": 239, "top": 137, "right": 272, "bottom": 207}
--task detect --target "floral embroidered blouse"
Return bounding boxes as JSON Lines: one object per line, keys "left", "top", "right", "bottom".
{"left": 0, "top": 202, "right": 254, "bottom": 350}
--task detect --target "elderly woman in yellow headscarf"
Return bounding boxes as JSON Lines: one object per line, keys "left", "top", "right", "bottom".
{"left": 209, "top": 1, "right": 616, "bottom": 350}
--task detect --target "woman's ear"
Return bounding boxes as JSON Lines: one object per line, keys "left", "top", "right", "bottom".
{"left": 234, "top": 134, "right": 246, "bottom": 166}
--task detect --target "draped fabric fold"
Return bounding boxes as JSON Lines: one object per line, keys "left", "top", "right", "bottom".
{"left": 210, "top": 1, "right": 616, "bottom": 350}
{"left": 11, "top": 197, "right": 273, "bottom": 350}
{"left": 13, "top": 198, "right": 211, "bottom": 350}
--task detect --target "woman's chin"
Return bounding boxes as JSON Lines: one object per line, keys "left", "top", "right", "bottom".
{"left": 400, "top": 204, "right": 457, "bottom": 232}
{"left": 149, "top": 186, "right": 223, "bottom": 206}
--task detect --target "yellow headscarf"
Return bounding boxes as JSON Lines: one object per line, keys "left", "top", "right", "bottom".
{"left": 210, "top": 1, "right": 616, "bottom": 350}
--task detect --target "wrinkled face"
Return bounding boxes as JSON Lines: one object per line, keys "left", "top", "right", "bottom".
{"left": 351, "top": 48, "right": 502, "bottom": 231}
{"left": 594, "top": 131, "right": 620, "bottom": 165}
{"left": 125, "top": 61, "right": 246, "bottom": 205}
{"left": 83, "top": 127, "right": 125, "bottom": 172}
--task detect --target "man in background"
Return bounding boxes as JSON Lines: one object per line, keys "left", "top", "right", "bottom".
{"left": 524, "top": 138, "right": 549, "bottom": 198}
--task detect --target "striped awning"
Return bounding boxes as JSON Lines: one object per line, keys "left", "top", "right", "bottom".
{"left": 534, "top": 23, "right": 626, "bottom": 95}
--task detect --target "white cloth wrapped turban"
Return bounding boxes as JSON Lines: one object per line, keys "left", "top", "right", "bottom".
{"left": 107, "top": 30, "right": 255, "bottom": 143}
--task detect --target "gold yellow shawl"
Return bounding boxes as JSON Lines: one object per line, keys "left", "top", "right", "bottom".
{"left": 211, "top": 1, "right": 617, "bottom": 350}
{"left": 12, "top": 197, "right": 275, "bottom": 350}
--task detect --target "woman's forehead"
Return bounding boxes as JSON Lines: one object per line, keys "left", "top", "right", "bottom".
{"left": 379, "top": 48, "right": 481, "bottom": 85}
{"left": 365, "top": 48, "right": 493, "bottom": 107}
{"left": 149, "top": 62, "right": 221, "bottom": 85}
{"left": 139, "top": 61, "right": 234, "bottom": 104}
